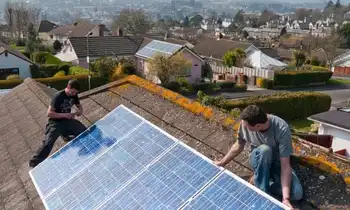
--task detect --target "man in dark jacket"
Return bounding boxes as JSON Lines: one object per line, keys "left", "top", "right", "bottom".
{"left": 29, "top": 79, "right": 86, "bottom": 168}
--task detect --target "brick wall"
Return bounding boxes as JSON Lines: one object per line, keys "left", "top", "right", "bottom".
{"left": 334, "top": 66, "right": 350, "bottom": 76}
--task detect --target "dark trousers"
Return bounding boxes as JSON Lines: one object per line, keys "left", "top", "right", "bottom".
{"left": 29, "top": 119, "right": 87, "bottom": 168}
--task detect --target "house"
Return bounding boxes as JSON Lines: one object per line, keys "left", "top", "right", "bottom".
{"left": 193, "top": 36, "right": 256, "bottom": 62}
{"left": 308, "top": 107, "right": 350, "bottom": 157}
{"left": 0, "top": 76, "right": 349, "bottom": 209}
{"left": 37, "top": 20, "right": 59, "bottom": 43}
{"left": 135, "top": 40, "right": 205, "bottom": 84}
{"left": 0, "top": 41, "right": 34, "bottom": 79}
{"left": 0, "top": 25, "right": 12, "bottom": 38}
{"left": 47, "top": 22, "right": 110, "bottom": 43}
{"left": 54, "top": 36, "right": 143, "bottom": 68}
{"left": 245, "top": 48, "right": 287, "bottom": 70}
{"left": 242, "top": 27, "right": 282, "bottom": 39}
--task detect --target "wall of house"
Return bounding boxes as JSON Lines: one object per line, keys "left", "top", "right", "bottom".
{"left": 182, "top": 49, "right": 203, "bottom": 83}
{"left": 136, "top": 50, "right": 203, "bottom": 84}
{"left": 318, "top": 124, "right": 350, "bottom": 157}
{"left": 0, "top": 52, "right": 31, "bottom": 79}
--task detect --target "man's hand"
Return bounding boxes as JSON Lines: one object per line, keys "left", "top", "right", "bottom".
{"left": 64, "top": 113, "right": 75, "bottom": 119}
{"left": 282, "top": 198, "right": 294, "bottom": 210}
{"left": 214, "top": 159, "right": 226, "bottom": 167}
{"left": 75, "top": 110, "right": 82, "bottom": 117}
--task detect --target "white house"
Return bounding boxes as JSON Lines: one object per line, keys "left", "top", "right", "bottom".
{"left": 0, "top": 42, "right": 33, "bottom": 79}
{"left": 308, "top": 108, "right": 350, "bottom": 157}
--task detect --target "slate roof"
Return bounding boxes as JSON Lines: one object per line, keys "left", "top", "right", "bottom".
{"left": 308, "top": 110, "right": 350, "bottom": 131}
{"left": 140, "top": 37, "right": 191, "bottom": 49}
{"left": 0, "top": 41, "right": 34, "bottom": 64}
{"left": 48, "top": 22, "right": 108, "bottom": 37}
{"left": 0, "top": 77, "right": 349, "bottom": 209}
{"left": 193, "top": 37, "right": 254, "bottom": 59}
{"left": 38, "top": 20, "right": 58, "bottom": 33}
{"left": 69, "top": 36, "right": 143, "bottom": 58}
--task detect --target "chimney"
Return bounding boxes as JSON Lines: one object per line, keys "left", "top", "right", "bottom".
{"left": 164, "top": 31, "right": 168, "bottom": 40}
{"left": 98, "top": 24, "right": 104, "bottom": 37}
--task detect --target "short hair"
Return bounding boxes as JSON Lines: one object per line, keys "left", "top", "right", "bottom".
{"left": 240, "top": 105, "right": 268, "bottom": 126}
{"left": 67, "top": 79, "right": 80, "bottom": 91}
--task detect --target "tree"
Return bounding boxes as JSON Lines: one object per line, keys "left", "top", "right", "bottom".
{"left": 112, "top": 9, "right": 152, "bottom": 35}
{"left": 259, "top": 9, "right": 277, "bottom": 26}
{"left": 25, "top": 23, "right": 40, "bottom": 54}
{"left": 148, "top": 52, "right": 191, "bottom": 84}
{"left": 309, "top": 32, "right": 343, "bottom": 66}
{"left": 234, "top": 9, "right": 245, "bottom": 26}
{"left": 325, "top": 1, "right": 334, "bottom": 10}
{"left": 4, "top": 1, "right": 40, "bottom": 39}
{"left": 339, "top": 22, "right": 350, "bottom": 47}
{"left": 190, "top": 15, "right": 203, "bottom": 27}
{"left": 280, "top": 27, "right": 287, "bottom": 36}
{"left": 293, "top": 50, "right": 306, "bottom": 69}
{"left": 183, "top": 16, "right": 190, "bottom": 27}
{"left": 335, "top": 0, "right": 341, "bottom": 8}
{"left": 90, "top": 57, "right": 119, "bottom": 79}
{"left": 223, "top": 48, "right": 246, "bottom": 67}
{"left": 295, "top": 8, "right": 311, "bottom": 20}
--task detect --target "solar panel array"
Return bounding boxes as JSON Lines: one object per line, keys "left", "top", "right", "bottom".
{"left": 136, "top": 40, "right": 183, "bottom": 59}
{"left": 29, "top": 105, "right": 288, "bottom": 210}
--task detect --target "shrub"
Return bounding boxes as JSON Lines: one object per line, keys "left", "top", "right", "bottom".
{"left": 54, "top": 71, "right": 66, "bottom": 77}
{"left": 311, "top": 66, "right": 329, "bottom": 71}
{"left": 44, "top": 53, "right": 62, "bottom": 64}
{"left": 33, "top": 52, "right": 46, "bottom": 64}
{"left": 274, "top": 71, "right": 333, "bottom": 87}
{"left": 311, "top": 57, "right": 320, "bottom": 66}
{"left": 0, "top": 79, "right": 23, "bottom": 89}
{"left": 162, "top": 81, "right": 180, "bottom": 92}
{"left": 193, "top": 83, "right": 212, "bottom": 91}
{"left": 110, "top": 63, "right": 125, "bottom": 81}
{"left": 68, "top": 66, "right": 89, "bottom": 75}
{"left": 256, "top": 77, "right": 274, "bottom": 89}
{"left": 6, "top": 74, "right": 20, "bottom": 80}
{"left": 20, "top": 50, "right": 31, "bottom": 59}
{"left": 216, "top": 81, "right": 235, "bottom": 89}
{"left": 30, "top": 64, "right": 73, "bottom": 78}
{"left": 197, "top": 91, "right": 226, "bottom": 107}
{"left": 222, "top": 92, "right": 331, "bottom": 120}
{"left": 177, "top": 77, "right": 193, "bottom": 92}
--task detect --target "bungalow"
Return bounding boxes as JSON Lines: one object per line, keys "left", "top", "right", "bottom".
{"left": 308, "top": 107, "right": 350, "bottom": 157}
{"left": 54, "top": 36, "right": 143, "bottom": 68}
{"left": 135, "top": 40, "right": 205, "bottom": 84}
{"left": 37, "top": 20, "right": 59, "bottom": 43}
{"left": 0, "top": 41, "right": 34, "bottom": 79}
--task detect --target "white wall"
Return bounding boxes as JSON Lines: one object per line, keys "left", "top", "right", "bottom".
{"left": 0, "top": 52, "right": 32, "bottom": 79}
{"left": 318, "top": 124, "right": 350, "bottom": 156}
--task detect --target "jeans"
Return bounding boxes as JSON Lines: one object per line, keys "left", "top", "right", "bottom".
{"left": 249, "top": 144, "right": 303, "bottom": 201}
{"left": 29, "top": 119, "right": 86, "bottom": 168}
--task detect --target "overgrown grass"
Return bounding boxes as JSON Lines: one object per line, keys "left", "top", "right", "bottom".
{"left": 289, "top": 119, "right": 313, "bottom": 133}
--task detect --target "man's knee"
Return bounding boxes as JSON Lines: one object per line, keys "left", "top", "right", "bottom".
{"left": 291, "top": 178, "right": 303, "bottom": 201}
{"left": 255, "top": 145, "right": 272, "bottom": 163}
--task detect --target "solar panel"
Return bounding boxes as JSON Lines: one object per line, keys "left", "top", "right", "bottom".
{"left": 181, "top": 171, "right": 285, "bottom": 210}
{"left": 29, "top": 105, "right": 289, "bottom": 210}
{"left": 136, "top": 40, "right": 183, "bottom": 59}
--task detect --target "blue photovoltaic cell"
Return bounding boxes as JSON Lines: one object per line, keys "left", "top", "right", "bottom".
{"left": 98, "top": 144, "right": 221, "bottom": 210}
{"left": 30, "top": 106, "right": 143, "bottom": 198}
{"left": 182, "top": 171, "right": 285, "bottom": 210}
{"left": 136, "top": 40, "right": 182, "bottom": 59}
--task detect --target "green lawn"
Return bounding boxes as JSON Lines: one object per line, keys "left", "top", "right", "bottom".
{"left": 289, "top": 119, "right": 313, "bottom": 133}
{"left": 327, "top": 78, "right": 350, "bottom": 85}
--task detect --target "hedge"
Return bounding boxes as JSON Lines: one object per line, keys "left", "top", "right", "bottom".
{"left": 274, "top": 71, "right": 333, "bottom": 87}
{"left": 256, "top": 77, "right": 274, "bottom": 89}
{"left": 68, "top": 66, "right": 89, "bottom": 75}
{"left": 32, "top": 52, "right": 62, "bottom": 64}
{"left": 0, "top": 75, "right": 107, "bottom": 91}
{"left": 30, "top": 64, "right": 71, "bottom": 78}
{"left": 222, "top": 92, "right": 331, "bottom": 120}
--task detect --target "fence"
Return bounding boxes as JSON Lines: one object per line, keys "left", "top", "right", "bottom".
{"left": 210, "top": 64, "right": 275, "bottom": 80}
{"left": 334, "top": 66, "right": 350, "bottom": 76}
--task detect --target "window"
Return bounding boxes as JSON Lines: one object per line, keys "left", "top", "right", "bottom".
{"left": 0, "top": 68, "right": 19, "bottom": 80}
